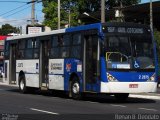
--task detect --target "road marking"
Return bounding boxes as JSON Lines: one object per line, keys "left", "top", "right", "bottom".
{"left": 111, "top": 104, "right": 127, "bottom": 108}
{"left": 30, "top": 108, "right": 59, "bottom": 115}
{"left": 138, "top": 108, "right": 158, "bottom": 112}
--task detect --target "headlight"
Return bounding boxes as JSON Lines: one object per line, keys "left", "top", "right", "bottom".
{"left": 107, "top": 73, "right": 118, "bottom": 82}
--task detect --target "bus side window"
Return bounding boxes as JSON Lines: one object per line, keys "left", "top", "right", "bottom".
{"left": 50, "top": 36, "right": 59, "bottom": 58}
{"left": 61, "top": 34, "right": 70, "bottom": 58}
{"left": 58, "top": 35, "right": 64, "bottom": 46}
{"left": 71, "top": 33, "right": 81, "bottom": 59}
{"left": 17, "top": 40, "right": 25, "bottom": 59}
{"left": 18, "top": 50, "right": 24, "bottom": 59}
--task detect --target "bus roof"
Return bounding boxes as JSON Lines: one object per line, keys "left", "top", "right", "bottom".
{"left": 6, "top": 29, "right": 66, "bottom": 41}
{"left": 6, "top": 22, "right": 149, "bottom": 41}
{"left": 6, "top": 23, "right": 103, "bottom": 41}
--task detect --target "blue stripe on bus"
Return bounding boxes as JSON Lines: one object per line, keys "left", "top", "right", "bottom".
{"left": 108, "top": 71, "right": 155, "bottom": 82}
{"left": 100, "top": 57, "right": 108, "bottom": 82}
{"left": 65, "top": 23, "right": 104, "bottom": 39}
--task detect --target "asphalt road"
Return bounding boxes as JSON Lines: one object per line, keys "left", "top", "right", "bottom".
{"left": 0, "top": 85, "right": 160, "bottom": 120}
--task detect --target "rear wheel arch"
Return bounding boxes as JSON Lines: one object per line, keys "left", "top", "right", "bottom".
{"left": 19, "top": 71, "right": 25, "bottom": 82}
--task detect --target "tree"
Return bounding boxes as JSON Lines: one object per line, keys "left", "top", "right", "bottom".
{"left": 0, "top": 24, "right": 20, "bottom": 35}
{"left": 42, "top": 0, "right": 141, "bottom": 30}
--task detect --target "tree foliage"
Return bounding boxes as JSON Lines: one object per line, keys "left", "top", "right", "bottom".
{"left": 0, "top": 24, "right": 20, "bottom": 35}
{"left": 42, "top": 0, "right": 141, "bottom": 30}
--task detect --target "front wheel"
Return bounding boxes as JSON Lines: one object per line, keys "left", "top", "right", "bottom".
{"left": 70, "top": 78, "right": 81, "bottom": 100}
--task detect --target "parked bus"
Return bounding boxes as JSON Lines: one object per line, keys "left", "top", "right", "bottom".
{"left": 4, "top": 22, "right": 158, "bottom": 100}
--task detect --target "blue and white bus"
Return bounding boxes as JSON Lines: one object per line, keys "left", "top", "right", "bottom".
{"left": 4, "top": 22, "right": 158, "bottom": 100}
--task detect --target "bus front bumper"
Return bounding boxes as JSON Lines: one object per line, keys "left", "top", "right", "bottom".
{"left": 100, "top": 82, "right": 157, "bottom": 93}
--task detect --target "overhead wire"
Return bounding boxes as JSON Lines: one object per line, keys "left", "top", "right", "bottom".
{"left": 0, "top": 1, "right": 27, "bottom": 3}
{"left": 0, "top": 0, "right": 42, "bottom": 25}
{"left": 3, "top": 5, "right": 32, "bottom": 18}
{"left": 0, "top": 0, "right": 41, "bottom": 18}
{"left": 0, "top": 18, "right": 31, "bottom": 23}
{"left": 0, "top": 4, "right": 28, "bottom": 17}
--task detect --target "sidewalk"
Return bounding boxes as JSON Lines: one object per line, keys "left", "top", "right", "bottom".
{"left": 0, "top": 78, "right": 18, "bottom": 87}
{"left": 130, "top": 93, "right": 160, "bottom": 100}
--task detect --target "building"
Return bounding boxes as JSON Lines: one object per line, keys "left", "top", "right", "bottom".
{"left": 80, "top": 1, "right": 160, "bottom": 31}
{"left": 0, "top": 36, "right": 8, "bottom": 77}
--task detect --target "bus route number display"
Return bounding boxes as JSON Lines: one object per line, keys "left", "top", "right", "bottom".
{"left": 107, "top": 27, "right": 144, "bottom": 34}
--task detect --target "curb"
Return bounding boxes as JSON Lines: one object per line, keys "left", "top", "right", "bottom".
{"left": 130, "top": 94, "right": 160, "bottom": 100}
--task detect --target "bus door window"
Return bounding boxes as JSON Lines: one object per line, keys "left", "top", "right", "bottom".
{"left": 85, "top": 35, "right": 98, "bottom": 85}
{"left": 33, "top": 38, "right": 39, "bottom": 59}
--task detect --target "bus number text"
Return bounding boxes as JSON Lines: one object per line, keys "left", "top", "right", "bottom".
{"left": 139, "top": 75, "right": 149, "bottom": 80}
{"left": 17, "top": 63, "right": 23, "bottom": 67}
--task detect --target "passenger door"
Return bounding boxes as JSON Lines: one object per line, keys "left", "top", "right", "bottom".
{"left": 39, "top": 39, "right": 49, "bottom": 88}
{"left": 9, "top": 43, "right": 17, "bottom": 84}
{"left": 84, "top": 34, "right": 100, "bottom": 92}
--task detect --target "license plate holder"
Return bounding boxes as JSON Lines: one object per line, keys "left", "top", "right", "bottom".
{"left": 129, "top": 84, "right": 138, "bottom": 88}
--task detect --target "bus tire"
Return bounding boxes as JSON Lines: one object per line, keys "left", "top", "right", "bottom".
{"left": 114, "top": 93, "right": 129, "bottom": 102}
{"left": 19, "top": 76, "right": 27, "bottom": 94}
{"left": 70, "top": 77, "right": 81, "bottom": 100}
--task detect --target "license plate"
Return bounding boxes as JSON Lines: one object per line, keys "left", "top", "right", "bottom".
{"left": 129, "top": 84, "right": 138, "bottom": 88}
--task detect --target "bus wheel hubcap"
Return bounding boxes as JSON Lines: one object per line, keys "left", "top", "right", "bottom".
{"left": 72, "top": 82, "right": 79, "bottom": 94}
{"left": 20, "top": 80, "right": 24, "bottom": 90}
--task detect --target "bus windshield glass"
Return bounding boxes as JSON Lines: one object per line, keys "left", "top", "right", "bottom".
{"left": 104, "top": 28, "right": 155, "bottom": 70}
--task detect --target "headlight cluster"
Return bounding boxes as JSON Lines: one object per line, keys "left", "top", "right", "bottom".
{"left": 107, "top": 73, "right": 118, "bottom": 82}
{"left": 147, "top": 73, "right": 155, "bottom": 82}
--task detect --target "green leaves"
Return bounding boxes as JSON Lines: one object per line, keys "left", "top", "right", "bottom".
{"left": 0, "top": 24, "right": 20, "bottom": 35}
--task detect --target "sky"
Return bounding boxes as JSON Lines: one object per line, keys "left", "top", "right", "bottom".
{"left": 0, "top": 0, "right": 43, "bottom": 33}
{"left": 0, "top": 0, "right": 159, "bottom": 33}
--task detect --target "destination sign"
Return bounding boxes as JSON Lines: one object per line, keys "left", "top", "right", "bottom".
{"left": 105, "top": 27, "right": 149, "bottom": 34}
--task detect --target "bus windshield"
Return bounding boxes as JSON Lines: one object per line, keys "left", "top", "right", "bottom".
{"left": 105, "top": 34, "right": 155, "bottom": 70}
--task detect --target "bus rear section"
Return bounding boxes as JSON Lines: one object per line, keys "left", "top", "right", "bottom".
{"left": 100, "top": 23, "right": 157, "bottom": 96}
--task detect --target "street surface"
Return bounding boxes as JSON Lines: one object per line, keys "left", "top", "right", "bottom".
{"left": 0, "top": 84, "right": 160, "bottom": 120}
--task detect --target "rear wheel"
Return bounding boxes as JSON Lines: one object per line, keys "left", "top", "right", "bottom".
{"left": 114, "top": 93, "right": 129, "bottom": 102}
{"left": 19, "top": 76, "right": 27, "bottom": 93}
{"left": 70, "top": 77, "right": 81, "bottom": 100}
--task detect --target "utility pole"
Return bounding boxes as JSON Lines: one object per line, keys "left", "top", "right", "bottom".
{"left": 58, "top": 0, "right": 60, "bottom": 29}
{"left": 120, "top": 0, "right": 123, "bottom": 22}
{"left": 68, "top": 9, "right": 71, "bottom": 27}
{"left": 150, "top": 0, "right": 153, "bottom": 31}
{"left": 101, "top": 0, "right": 105, "bottom": 23}
{"left": 31, "top": 0, "right": 35, "bottom": 25}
